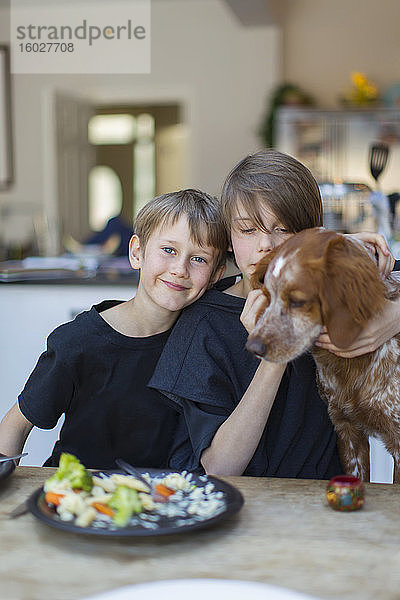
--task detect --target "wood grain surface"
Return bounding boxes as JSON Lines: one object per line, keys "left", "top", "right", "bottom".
{"left": 0, "top": 467, "right": 399, "bottom": 600}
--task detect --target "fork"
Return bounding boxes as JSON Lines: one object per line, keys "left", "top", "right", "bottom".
{"left": 0, "top": 452, "right": 28, "bottom": 463}
{"left": 115, "top": 458, "right": 152, "bottom": 491}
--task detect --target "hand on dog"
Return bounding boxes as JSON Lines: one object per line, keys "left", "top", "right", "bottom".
{"left": 240, "top": 289, "right": 268, "bottom": 334}
{"left": 345, "top": 231, "right": 395, "bottom": 277}
{"left": 315, "top": 297, "right": 400, "bottom": 357}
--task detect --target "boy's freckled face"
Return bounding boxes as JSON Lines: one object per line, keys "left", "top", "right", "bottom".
{"left": 134, "top": 216, "right": 219, "bottom": 314}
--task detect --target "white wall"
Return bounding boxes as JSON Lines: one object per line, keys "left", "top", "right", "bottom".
{"left": 282, "top": 0, "right": 400, "bottom": 107}
{"left": 0, "top": 0, "right": 280, "bottom": 246}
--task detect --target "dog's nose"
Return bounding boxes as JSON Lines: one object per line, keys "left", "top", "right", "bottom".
{"left": 246, "top": 336, "right": 267, "bottom": 358}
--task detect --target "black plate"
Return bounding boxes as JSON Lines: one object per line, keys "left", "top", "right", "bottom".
{"left": 27, "top": 469, "right": 244, "bottom": 537}
{"left": 0, "top": 454, "right": 16, "bottom": 481}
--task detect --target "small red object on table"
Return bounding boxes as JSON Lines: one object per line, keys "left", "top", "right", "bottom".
{"left": 326, "top": 475, "right": 365, "bottom": 511}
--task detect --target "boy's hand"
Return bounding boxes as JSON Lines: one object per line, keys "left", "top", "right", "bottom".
{"left": 240, "top": 289, "right": 268, "bottom": 334}
{"left": 315, "top": 298, "right": 400, "bottom": 357}
{"left": 345, "top": 231, "right": 395, "bottom": 277}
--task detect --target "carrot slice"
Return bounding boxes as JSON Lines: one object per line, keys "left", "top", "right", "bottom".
{"left": 154, "top": 483, "right": 175, "bottom": 498}
{"left": 45, "top": 491, "right": 64, "bottom": 506}
{"left": 92, "top": 502, "right": 115, "bottom": 517}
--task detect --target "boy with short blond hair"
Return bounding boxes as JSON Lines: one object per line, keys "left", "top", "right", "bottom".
{"left": 0, "top": 189, "right": 228, "bottom": 469}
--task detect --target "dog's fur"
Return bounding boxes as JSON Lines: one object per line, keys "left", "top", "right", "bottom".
{"left": 247, "top": 227, "right": 400, "bottom": 482}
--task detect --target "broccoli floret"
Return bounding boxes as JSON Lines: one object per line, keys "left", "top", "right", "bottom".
{"left": 109, "top": 485, "right": 142, "bottom": 527}
{"left": 47, "top": 453, "right": 93, "bottom": 492}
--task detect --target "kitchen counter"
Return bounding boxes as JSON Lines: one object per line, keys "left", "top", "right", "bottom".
{"left": 0, "top": 256, "right": 139, "bottom": 286}
{"left": 0, "top": 272, "right": 138, "bottom": 285}
{"left": 1, "top": 467, "right": 400, "bottom": 600}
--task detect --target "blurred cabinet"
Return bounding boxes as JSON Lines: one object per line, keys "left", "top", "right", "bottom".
{"left": 276, "top": 107, "right": 400, "bottom": 235}
{"left": 276, "top": 107, "right": 400, "bottom": 190}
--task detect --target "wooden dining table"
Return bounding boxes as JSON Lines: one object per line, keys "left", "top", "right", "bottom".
{"left": 1, "top": 466, "right": 399, "bottom": 600}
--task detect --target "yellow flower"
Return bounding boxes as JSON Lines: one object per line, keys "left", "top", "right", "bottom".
{"left": 351, "top": 72, "right": 368, "bottom": 88}
{"left": 344, "top": 72, "right": 379, "bottom": 104}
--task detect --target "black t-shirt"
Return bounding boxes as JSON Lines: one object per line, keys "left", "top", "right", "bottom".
{"left": 19, "top": 301, "right": 179, "bottom": 469}
{"left": 149, "top": 286, "right": 343, "bottom": 479}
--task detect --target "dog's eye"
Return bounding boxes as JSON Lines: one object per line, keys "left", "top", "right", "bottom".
{"left": 289, "top": 299, "right": 306, "bottom": 308}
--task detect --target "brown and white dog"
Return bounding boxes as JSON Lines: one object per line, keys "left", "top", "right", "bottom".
{"left": 246, "top": 227, "right": 400, "bottom": 482}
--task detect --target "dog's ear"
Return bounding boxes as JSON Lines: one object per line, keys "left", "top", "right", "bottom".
{"left": 319, "top": 236, "right": 385, "bottom": 348}
{"left": 250, "top": 250, "right": 278, "bottom": 290}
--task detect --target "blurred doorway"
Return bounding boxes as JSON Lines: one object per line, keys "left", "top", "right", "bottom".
{"left": 88, "top": 104, "right": 188, "bottom": 233}
{"left": 53, "top": 95, "right": 188, "bottom": 250}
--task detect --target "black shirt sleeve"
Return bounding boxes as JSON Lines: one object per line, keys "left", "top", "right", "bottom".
{"left": 18, "top": 326, "right": 76, "bottom": 429}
